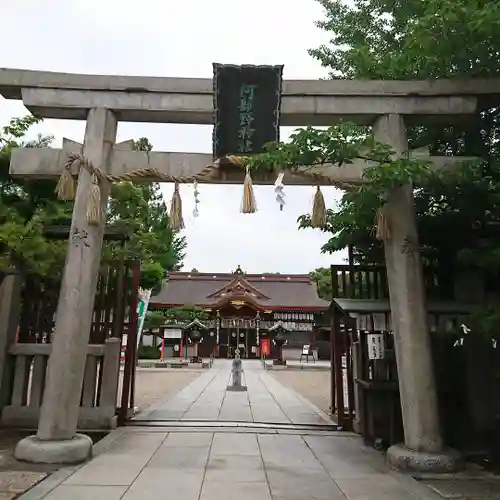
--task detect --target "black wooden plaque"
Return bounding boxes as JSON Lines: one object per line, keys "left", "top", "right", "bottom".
{"left": 212, "top": 63, "right": 283, "bottom": 158}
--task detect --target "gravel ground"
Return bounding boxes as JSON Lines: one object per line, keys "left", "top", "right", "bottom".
{"left": 118, "top": 367, "right": 204, "bottom": 413}
{"left": 269, "top": 371, "right": 332, "bottom": 416}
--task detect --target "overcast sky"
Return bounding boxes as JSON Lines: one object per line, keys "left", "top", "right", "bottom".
{"left": 0, "top": 0, "right": 347, "bottom": 274}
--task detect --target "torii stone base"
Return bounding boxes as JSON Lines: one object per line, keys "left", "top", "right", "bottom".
{"left": 387, "top": 444, "right": 464, "bottom": 473}
{"left": 15, "top": 434, "right": 92, "bottom": 465}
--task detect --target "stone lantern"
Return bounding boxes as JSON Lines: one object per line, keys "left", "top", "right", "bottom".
{"left": 269, "top": 321, "right": 289, "bottom": 365}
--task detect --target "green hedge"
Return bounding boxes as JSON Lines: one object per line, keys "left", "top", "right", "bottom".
{"left": 137, "top": 345, "right": 160, "bottom": 360}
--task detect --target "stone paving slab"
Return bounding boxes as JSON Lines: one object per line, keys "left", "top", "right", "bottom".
{"left": 37, "top": 485, "right": 128, "bottom": 500}
{"left": 30, "top": 430, "right": 435, "bottom": 500}
{"left": 20, "top": 358, "right": 441, "bottom": 500}
{"left": 421, "top": 478, "right": 500, "bottom": 499}
{"left": 134, "top": 359, "right": 331, "bottom": 426}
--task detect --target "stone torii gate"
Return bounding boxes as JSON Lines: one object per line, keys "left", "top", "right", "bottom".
{"left": 0, "top": 68, "right": 494, "bottom": 468}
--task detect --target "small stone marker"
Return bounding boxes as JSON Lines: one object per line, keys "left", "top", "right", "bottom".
{"left": 227, "top": 357, "right": 247, "bottom": 392}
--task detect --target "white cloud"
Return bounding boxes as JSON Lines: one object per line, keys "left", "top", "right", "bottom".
{"left": 0, "top": 0, "right": 347, "bottom": 273}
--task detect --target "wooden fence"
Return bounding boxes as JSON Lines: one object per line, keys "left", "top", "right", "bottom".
{"left": 331, "top": 264, "right": 454, "bottom": 300}
{"left": 18, "top": 261, "right": 137, "bottom": 344}
{"left": 1, "top": 340, "right": 121, "bottom": 429}
{"left": 330, "top": 315, "right": 356, "bottom": 431}
{"left": 0, "top": 260, "right": 140, "bottom": 430}
{"left": 353, "top": 329, "right": 500, "bottom": 455}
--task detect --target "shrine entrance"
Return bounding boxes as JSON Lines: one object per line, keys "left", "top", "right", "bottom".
{"left": 0, "top": 66, "right": 490, "bottom": 470}
{"left": 208, "top": 301, "right": 263, "bottom": 360}
{"left": 150, "top": 266, "right": 325, "bottom": 360}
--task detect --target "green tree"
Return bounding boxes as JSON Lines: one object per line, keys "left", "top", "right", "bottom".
{"left": 143, "top": 310, "right": 167, "bottom": 332}
{"left": 164, "top": 304, "right": 208, "bottom": 324}
{"left": 310, "top": 0, "right": 500, "bottom": 81}
{"left": 300, "top": 0, "right": 500, "bottom": 272}
{"left": 105, "top": 137, "right": 186, "bottom": 290}
{"left": 0, "top": 120, "right": 186, "bottom": 288}
{"left": 0, "top": 115, "right": 69, "bottom": 275}
{"left": 310, "top": 267, "right": 332, "bottom": 300}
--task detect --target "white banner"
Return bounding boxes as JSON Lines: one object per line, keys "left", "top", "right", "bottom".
{"left": 136, "top": 288, "right": 152, "bottom": 349}
{"left": 121, "top": 288, "right": 153, "bottom": 360}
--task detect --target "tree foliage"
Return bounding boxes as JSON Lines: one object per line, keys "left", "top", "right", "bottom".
{"left": 289, "top": 0, "right": 500, "bottom": 270}
{"left": 247, "top": 123, "right": 436, "bottom": 262}
{"left": 310, "top": 267, "right": 332, "bottom": 300}
{"left": 104, "top": 137, "right": 186, "bottom": 290}
{"left": 310, "top": 0, "right": 500, "bottom": 81}
{"left": 0, "top": 119, "right": 186, "bottom": 289}
{"left": 163, "top": 304, "right": 209, "bottom": 324}
{"left": 143, "top": 310, "right": 168, "bottom": 332}
{"left": 0, "top": 115, "right": 68, "bottom": 275}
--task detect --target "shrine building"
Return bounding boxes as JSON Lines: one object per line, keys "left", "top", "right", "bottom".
{"left": 149, "top": 266, "right": 329, "bottom": 359}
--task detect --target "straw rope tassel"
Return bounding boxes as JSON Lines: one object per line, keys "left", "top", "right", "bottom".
{"left": 241, "top": 167, "right": 257, "bottom": 214}
{"left": 56, "top": 151, "right": 365, "bottom": 232}
{"left": 86, "top": 174, "right": 103, "bottom": 225}
{"left": 310, "top": 186, "right": 326, "bottom": 228}
{"left": 55, "top": 165, "right": 76, "bottom": 201}
{"left": 375, "top": 204, "right": 391, "bottom": 241}
{"left": 169, "top": 182, "right": 185, "bottom": 230}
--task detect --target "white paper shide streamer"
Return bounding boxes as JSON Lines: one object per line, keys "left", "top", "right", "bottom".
{"left": 193, "top": 180, "right": 200, "bottom": 217}
{"left": 274, "top": 172, "right": 285, "bottom": 211}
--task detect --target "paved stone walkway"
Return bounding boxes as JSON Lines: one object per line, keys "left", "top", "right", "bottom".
{"left": 134, "top": 360, "right": 330, "bottom": 425}
{"left": 20, "top": 360, "right": 438, "bottom": 499}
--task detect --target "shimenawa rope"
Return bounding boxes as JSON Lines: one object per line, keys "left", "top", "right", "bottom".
{"left": 55, "top": 152, "right": 358, "bottom": 230}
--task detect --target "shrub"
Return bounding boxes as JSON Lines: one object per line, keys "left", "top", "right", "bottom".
{"left": 137, "top": 345, "right": 160, "bottom": 360}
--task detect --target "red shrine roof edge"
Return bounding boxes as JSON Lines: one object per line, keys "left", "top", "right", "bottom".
{"left": 150, "top": 268, "right": 329, "bottom": 310}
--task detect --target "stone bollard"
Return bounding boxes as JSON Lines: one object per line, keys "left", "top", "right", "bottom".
{"left": 227, "top": 358, "right": 247, "bottom": 392}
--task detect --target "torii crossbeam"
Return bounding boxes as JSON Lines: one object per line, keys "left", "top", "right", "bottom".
{"left": 1, "top": 67, "right": 496, "bottom": 125}
{"left": 10, "top": 143, "right": 475, "bottom": 186}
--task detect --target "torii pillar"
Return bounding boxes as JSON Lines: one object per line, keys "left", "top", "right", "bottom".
{"left": 373, "top": 114, "right": 463, "bottom": 472}
{"left": 15, "top": 108, "right": 117, "bottom": 464}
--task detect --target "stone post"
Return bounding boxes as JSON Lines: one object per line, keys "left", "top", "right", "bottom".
{"left": 373, "top": 114, "right": 462, "bottom": 472}
{"left": 15, "top": 108, "right": 117, "bottom": 464}
{"left": 98, "top": 337, "right": 122, "bottom": 427}
{"left": 227, "top": 358, "right": 247, "bottom": 392}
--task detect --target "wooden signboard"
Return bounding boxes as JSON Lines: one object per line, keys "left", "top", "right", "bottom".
{"left": 367, "top": 333, "right": 385, "bottom": 360}
{"left": 300, "top": 344, "right": 315, "bottom": 363}
{"left": 212, "top": 63, "right": 283, "bottom": 158}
